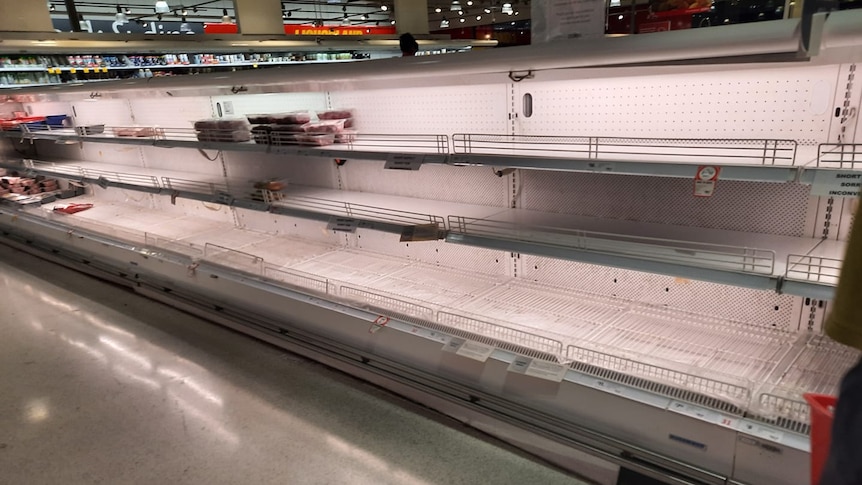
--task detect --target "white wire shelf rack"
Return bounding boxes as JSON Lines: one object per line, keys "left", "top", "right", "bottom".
{"left": 1, "top": 125, "right": 451, "bottom": 158}
{"left": 5, "top": 197, "right": 850, "bottom": 431}
{"left": 452, "top": 134, "right": 799, "bottom": 165}
{"left": 447, "top": 212, "right": 784, "bottom": 287}
{"left": 2, "top": 157, "right": 839, "bottom": 297}
{"left": 7, "top": 126, "right": 862, "bottom": 180}
{"left": 817, "top": 143, "right": 862, "bottom": 168}
{"left": 754, "top": 334, "right": 860, "bottom": 434}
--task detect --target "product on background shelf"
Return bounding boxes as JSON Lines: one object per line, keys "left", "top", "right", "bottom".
{"left": 75, "top": 125, "right": 105, "bottom": 135}
{"left": 112, "top": 126, "right": 163, "bottom": 137}
{"left": 295, "top": 133, "right": 336, "bottom": 146}
{"left": 302, "top": 119, "right": 346, "bottom": 134}
{"left": 53, "top": 203, "right": 94, "bottom": 214}
{"left": 194, "top": 118, "right": 252, "bottom": 143}
{"left": 251, "top": 125, "right": 272, "bottom": 144}
{"left": 335, "top": 129, "right": 357, "bottom": 144}
{"left": 317, "top": 109, "right": 353, "bottom": 120}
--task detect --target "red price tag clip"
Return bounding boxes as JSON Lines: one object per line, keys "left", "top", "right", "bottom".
{"left": 694, "top": 165, "right": 720, "bottom": 197}
{"left": 368, "top": 315, "right": 390, "bottom": 334}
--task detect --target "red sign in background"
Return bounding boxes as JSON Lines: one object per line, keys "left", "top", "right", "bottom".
{"left": 204, "top": 24, "right": 398, "bottom": 35}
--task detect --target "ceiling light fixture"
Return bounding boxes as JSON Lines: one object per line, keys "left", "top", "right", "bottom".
{"left": 440, "top": 17, "right": 449, "bottom": 27}
{"left": 360, "top": 14, "right": 367, "bottom": 20}
{"left": 381, "top": 4, "right": 388, "bottom": 11}
{"left": 484, "top": 7, "right": 491, "bottom": 13}
{"left": 390, "top": 19, "right": 395, "bottom": 24}
{"left": 221, "top": 8, "right": 231, "bottom": 23}
{"left": 115, "top": 5, "right": 127, "bottom": 23}
{"left": 154, "top": 1, "right": 170, "bottom": 14}
{"left": 466, "top": 0, "right": 473, "bottom": 5}
{"left": 450, "top": 1, "right": 461, "bottom": 12}
{"left": 435, "top": 7, "right": 441, "bottom": 12}
{"left": 502, "top": 2, "right": 513, "bottom": 14}
{"left": 48, "top": 2, "right": 55, "bottom": 12}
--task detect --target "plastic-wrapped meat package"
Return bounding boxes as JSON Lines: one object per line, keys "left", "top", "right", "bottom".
{"left": 269, "top": 112, "right": 313, "bottom": 125}
{"left": 296, "top": 133, "right": 336, "bottom": 146}
{"left": 196, "top": 130, "right": 252, "bottom": 143}
{"left": 335, "top": 129, "right": 357, "bottom": 144}
{"left": 318, "top": 110, "right": 353, "bottom": 120}
{"left": 112, "top": 127, "right": 163, "bottom": 138}
{"left": 246, "top": 114, "right": 273, "bottom": 124}
{"left": 251, "top": 125, "right": 272, "bottom": 145}
{"left": 194, "top": 118, "right": 252, "bottom": 143}
{"left": 303, "top": 119, "right": 346, "bottom": 134}
{"left": 270, "top": 125, "right": 304, "bottom": 145}
{"left": 193, "top": 118, "right": 251, "bottom": 131}
{"left": 53, "top": 203, "right": 94, "bottom": 214}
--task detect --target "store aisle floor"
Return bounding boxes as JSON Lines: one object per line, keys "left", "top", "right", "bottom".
{"left": 0, "top": 244, "right": 588, "bottom": 485}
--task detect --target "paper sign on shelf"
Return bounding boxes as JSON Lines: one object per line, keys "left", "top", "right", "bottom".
{"left": 694, "top": 165, "right": 720, "bottom": 197}
{"left": 811, "top": 170, "right": 862, "bottom": 198}
{"left": 507, "top": 356, "right": 567, "bottom": 382}
{"left": 443, "top": 337, "right": 495, "bottom": 362}
{"left": 741, "top": 422, "right": 785, "bottom": 443}
{"left": 385, "top": 154, "right": 424, "bottom": 171}
{"left": 327, "top": 217, "right": 360, "bottom": 233}
{"left": 669, "top": 401, "right": 740, "bottom": 429}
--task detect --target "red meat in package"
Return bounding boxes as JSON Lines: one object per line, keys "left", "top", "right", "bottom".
{"left": 53, "top": 203, "right": 94, "bottom": 214}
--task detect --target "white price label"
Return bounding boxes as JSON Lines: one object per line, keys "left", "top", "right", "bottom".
{"left": 741, "top": 422, "right": 785, "bottom": 443}
{"left": 593, "top": 379, "right": 624, "bottom": 395}
{"left": 385, "top": 154, "right": 424, "bottom": 171}
{"left": 524, "top": 360, "right": 568, "bottom": 382}
{"left": 669, "top": 401, "right": 739, "bottom": 428}
{"left": 693, "top": 165, "right": 720, "bottom": 197}
{"left": 507, "top": 356, "right": 533, "bottom": 374}
{"left": 443, "top": 338, "right": 495, "bottom": 362}
{"left": 327, "top": 217, "right": 359, "bottom": 233}
{"left": 812, "top": 170, "right": 862, "bottom": 198}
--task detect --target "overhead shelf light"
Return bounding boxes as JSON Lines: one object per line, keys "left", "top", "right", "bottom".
{"left": 154, "top": 1, "right": 170, "bottom": 14}
{"left": 115, "top": 5, "right": 127, "bottom": 23}
{"left": 221, "top": 8, "right": 232, "bottom": 23}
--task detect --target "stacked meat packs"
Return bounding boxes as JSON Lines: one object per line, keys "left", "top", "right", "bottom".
{"left": 0, "top": 175, "right": 60, "bottom": 196}
{"left": 194, "top": 118, "right": 252, "bottom": 142}
{"left": 241, "top": 109, "right": 357, "bottom": 147}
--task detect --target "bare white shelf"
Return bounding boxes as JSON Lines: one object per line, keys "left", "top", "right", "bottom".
{"left": 10, "top": 197, "right": 854, "bottom": 430}
{"left": 2, "top": 157, "right": 840, "bottom": 297}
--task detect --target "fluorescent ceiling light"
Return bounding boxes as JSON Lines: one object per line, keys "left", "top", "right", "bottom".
{"left": 154, "top": 1, "right": 170, "bottom": 14}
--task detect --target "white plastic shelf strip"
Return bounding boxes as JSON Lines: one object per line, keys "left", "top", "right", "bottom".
{"left": 448, "top": 215, "right": 777, "bottom": 276}
{"left": 817, "top": 144, "right": 862, "bottom": 168}
{"left": 8, "top": 197, "right": 855, "bottom": 428}
{"left": 272, "top": 191, "right": 446, "bottom": 230}
{"left": 452, "top": 134, "right": 799, "bottom": 166}
{"left": 785, "top": 254, "right": 843, "bottom": 285}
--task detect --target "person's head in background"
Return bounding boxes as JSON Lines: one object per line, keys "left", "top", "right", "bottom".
{"left": 399, "top": 33, "right": 419, "bottom": 56}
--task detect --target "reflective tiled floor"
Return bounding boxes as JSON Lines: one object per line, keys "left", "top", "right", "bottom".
{"left": 0, "top": 244, "right": 586, "bottom": 485}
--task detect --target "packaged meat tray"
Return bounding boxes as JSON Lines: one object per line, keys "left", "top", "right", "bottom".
{"left": 196, "top": 130, "right": 252, "bottom": 143}
{"left": 317, "top": 110, "right": 353, "bottom": 120}
{"left": 253, "top": 180, "right": 288, "bottom": 191}
{"left": 269, "top": 112, "right": 313, "bottom": 125}
{"left": 251, "top": 125, "right": 272, "bottom": 145}
{"left": 53, "top": 203, "right": 94, "bottom": 214}
{"left": 193, "top": 118, "right": 251, "bottom": 131}
{"left": 246, "top": 114, "right": 273, "bottom": 124}
{"left": 302, "top": 120, "right": 346, "bottom": 134}
{"left": 270, "top": 132, "right": 299, "bottom": 145}
{"left": 112, "top": 127, "right": 164, "bottom": 138}
{"left": 335, "top": 129, "right": 357, "bottom": 144}
{"left": 296, "top": 133, "right": 336, "bottom": 146}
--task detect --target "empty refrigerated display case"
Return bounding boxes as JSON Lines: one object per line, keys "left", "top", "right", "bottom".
{"left": 1, "top": 11, "right": 862, "bottom": 485}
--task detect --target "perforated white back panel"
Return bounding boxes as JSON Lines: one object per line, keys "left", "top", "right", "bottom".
{"left": 23, "top": 101, "right": 72, "bottom": 117}
{"left": 520, "top": 171, "right": 812, "bottom": 237}
{"left": 71, "top": 99, "right": 133, "bottom": 126}
{"left": 517, "top": 64, "right": 840, "bottom": 145}
{"left": 519, "top": 255, "right": 800, "bottom": 330}
{"left": 210, "top": 93, "right": 328, "bottom": 118}
{"left": 152, "top": 194, "right": 235, "bottom": 224}
{"left": 139, "top": 146, "right": 224, "bottom": 177}
{"left": 349, "top": 228, "right": 510, "bottom": 277}
{"left": 329, "top": 84, "right": 509, "bottom": 134}
{"left": 339, "top": 162, "right": 510, "bottom": 207}
{"left": 128, "top": 96, "right": 213, "bottom": 127}
{"left": 236, "top": 209, "right": 345, "bottom": 245}
{"left": 79, "top": 143, "right": 144, "bottom": 167}
{"left": 222, "top": 152, "right": 336, "bottom": 188}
